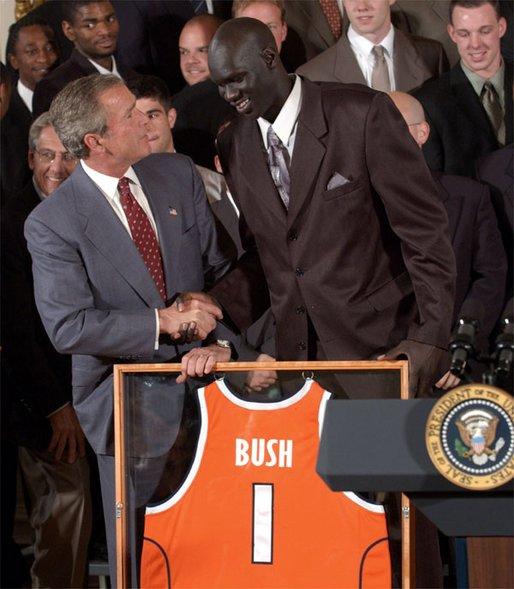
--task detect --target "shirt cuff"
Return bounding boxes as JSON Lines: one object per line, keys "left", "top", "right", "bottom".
{"left": 154, "top": 309, "right": 160, "bottom": 350}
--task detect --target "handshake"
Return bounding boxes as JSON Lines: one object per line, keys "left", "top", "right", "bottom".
{"left": 158, "top": 291, "right": 222, "bottom": 343}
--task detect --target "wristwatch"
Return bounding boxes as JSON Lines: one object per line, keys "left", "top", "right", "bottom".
{"left": 216, "top": 339, "right": 231, "bottom": 349}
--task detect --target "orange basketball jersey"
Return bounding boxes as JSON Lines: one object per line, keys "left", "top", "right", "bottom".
{"left": 141, "top": 379, "right": 391, "bottom": 588}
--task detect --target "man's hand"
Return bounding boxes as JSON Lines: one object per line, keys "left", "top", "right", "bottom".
{"left": 47, "top": 404, "right": 86, "bottom": 464}
{"left": 435, "top": 370, "right": 461, "bottom": 390}
{"left": 176, "top": 343, "right": 231, "bottom": 383}
{"left": 379, "top": 340, "right": 445, "bottom": 397}
{"left": 245, "top": 354, "right": 278, "bottom": 393}
{"left": 158, "top": 305, "right": 218, "bottom": 341}
{"left": 174, "top": 292, "right": 223, "bottom": 342}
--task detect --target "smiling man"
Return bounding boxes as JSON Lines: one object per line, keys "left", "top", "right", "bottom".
{"left": 32, "top": 0, "right": 135, "bottom": 117}
{"left": 208, "top": 18, "right": 456, "bottom": 399}
{"left": 2, "top": 18, "right": 59, "bottom": 200}
{"left": 179, "top": 14, "right": 223, "bottom": 86}
{"left": 414, "top": 0, "right": 512, "bottom": 177}
{"left": 1, "top": 114, "right": 92, "bottom": 589}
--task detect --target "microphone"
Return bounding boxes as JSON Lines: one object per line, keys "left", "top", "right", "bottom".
{"left": 495, "top": 316, "right": 514, "bottom": 378}
{"left": 449, "top": 318, "right": 478, "bottom": 378}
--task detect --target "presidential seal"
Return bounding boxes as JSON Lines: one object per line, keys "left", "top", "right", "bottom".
{"left": 426, "top": 384, "right": 514, "bottom": 490}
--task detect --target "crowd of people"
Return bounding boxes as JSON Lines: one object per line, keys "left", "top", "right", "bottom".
{"left": 0, "top": 0, "right": 512, "bottom": 587}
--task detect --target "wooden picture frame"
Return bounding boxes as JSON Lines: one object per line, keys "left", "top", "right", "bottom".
{"left": 113, "top": 360, "right": 412, "bottom": 588}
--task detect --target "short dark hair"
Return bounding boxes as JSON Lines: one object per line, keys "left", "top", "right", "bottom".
{"left": 62, "top": 0, "right": 111, "bottom": 24}
{"left": 127, "top": 75, "right": 172, "bottom": 112}
{"left": 5, "top": 16, "right": 56, "bottom": 60}
{"left": 449, "top": 0, "right": 501, "bottom": 22}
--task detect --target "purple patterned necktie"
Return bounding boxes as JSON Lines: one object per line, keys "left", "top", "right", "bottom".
{"left": 267, "top": 126, "right": 291, "bottom": 210}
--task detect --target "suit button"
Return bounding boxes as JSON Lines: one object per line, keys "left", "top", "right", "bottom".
{"left": 297, "top": 341, "right": 306, "bottom": 351}
{"left": 295, "top": 267, "right": 304, "bottom": 277}
{"left": 296, "top": 305, "right": 306, "bottom": 314}
{"left": 288, "top": 231, "right": 298, "bottom": 241}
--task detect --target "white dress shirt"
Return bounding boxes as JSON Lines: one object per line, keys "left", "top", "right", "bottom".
{"left": 347, "top": 24, "right": 396, "bottom": 90}
{"left": 18, "top": 79, "right": 34, "bottom": 112}
{"left": 257, "top": 74, "right": 303, "bottom": 159}
{"left": 87, "top": 55, "right": 122, "bottom": 78}
{"left": 80, "top": 160, "right": 161, "bottom": 347}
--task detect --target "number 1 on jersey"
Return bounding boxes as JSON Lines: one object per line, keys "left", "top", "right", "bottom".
{"left": 252, "top": 483, "right": 274, "bottom": 564}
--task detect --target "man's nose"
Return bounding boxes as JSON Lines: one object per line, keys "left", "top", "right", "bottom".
{"left": 49, "top": 154, "right": 66, "bottom": 175}
{"left": 224, "top": 85, "right": 239, "bottom": 102}
{"left": 468, "top": 32, "right": 482, "bottom": 47}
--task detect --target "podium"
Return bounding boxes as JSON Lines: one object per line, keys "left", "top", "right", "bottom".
{"left": 317, "top": 398, "right": 514, "bottom": 586}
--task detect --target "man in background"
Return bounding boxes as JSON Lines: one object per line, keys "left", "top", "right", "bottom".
{"left": 414, "top": 0, "right": 512, "bottom": 177}
{"left": 32, "top": 0, "right": 134, "bottom": 116}
{"left": 297, "top": 0, "right": 448, "bottom": 92}
{"left": 172, "top": 14, "right": 233, "bottom": 168}
{"left": 2, "top": 18, "right": 58, "bottom": 201}
{"left": 390, "top": 91, "right": 507, "bottom": 387}
{"left": 2, "top": 113, "right": 91, "bottom": 588}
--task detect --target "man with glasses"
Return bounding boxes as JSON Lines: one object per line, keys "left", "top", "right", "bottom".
{"left": 1, "top": 113, "right": 92, "bottom": 589}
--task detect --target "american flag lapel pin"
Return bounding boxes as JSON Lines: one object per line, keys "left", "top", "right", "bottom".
{"left": 169, "top": 207, "right": 178, "bottom": 216}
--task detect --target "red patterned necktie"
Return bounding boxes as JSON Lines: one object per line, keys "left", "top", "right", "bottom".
{"left": 118, "top": 177, "right": 167, "bottom": 301}
{"left": 319, "top": 0, "right": 342, "bottom": 40}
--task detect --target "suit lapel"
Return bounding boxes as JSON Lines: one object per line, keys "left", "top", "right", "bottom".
{"left": 394, "top": 29, "right": 429, "bottom": 91}
{"left": 334, "top": 37, "right": 367, "bottom": 84}
{"left": 238, "top": 119, "right": 287, "bottom": 224}
{"left": 73, "top": 165, "right": 164, "bottom": 307}
{"left": 288, "top": 80, "right": 327, "bottom": 228}
{"left": 450, "top": 64, "right": 498, "bottom": 144}
{"left": 134, "top": 163, "right": 183, "bottom": 299}
{"left": 430, "top": 0, "right": 450, "bottom": 22}
{"left": 303, "top": 1, "right": 336, "bottom": 48}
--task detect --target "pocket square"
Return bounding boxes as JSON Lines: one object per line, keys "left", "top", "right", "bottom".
{"left": 326, "top": 172, "right": 352, "bottom": 190}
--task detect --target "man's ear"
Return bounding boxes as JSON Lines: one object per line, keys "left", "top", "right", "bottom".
{"left": 83, "top": 132, "right": 104, "bottom": 154}
{"left": 28, "top": 150, "right": 35, "bottom": 171}
{"left": 62, "top": 20, "right": 76, "bottom": 43}
{"left": 7, "top": 52, "right": 19, "bottom": 72}
{"left": 168, "top": 107, "right": 177, "bottom": 130}
{"left": 260, "top": 46, "right": 278, "bottom": 69}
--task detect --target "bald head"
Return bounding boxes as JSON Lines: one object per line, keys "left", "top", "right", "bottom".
{"left": 209, "top": 18, "right": 291, "bottom": 121}
{"left": 388, "top": 91, "right": 430, "bottom": 148}
{"left": 179, "top": 14, "right": 223, "bottom": 85}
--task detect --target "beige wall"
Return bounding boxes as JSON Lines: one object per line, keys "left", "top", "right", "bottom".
{"left": 0, "top": 0, "right": 16, "bottom": 62}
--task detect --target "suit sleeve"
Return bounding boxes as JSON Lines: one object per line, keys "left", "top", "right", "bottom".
{"left": 458, "top": 186, "right": 507, "bottom": 347}
{"left": 24, "top": 214, "right": 157, "bottom": 358}
{"left": 365, "top": 92, "right": 456, "bottom": 348}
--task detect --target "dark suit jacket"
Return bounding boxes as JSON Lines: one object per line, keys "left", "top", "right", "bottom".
{"left": 172, "top": 79, "right": 235, "bottom": 169}
{"left": 1, "top": 86, "right": 33, "bottom": 206}
{"left": 414, "top": 62, "right": 514, "bottom": 177}
{"left": 1, "top": 181, "right": 71, "bottom": 448}
{"left": 434, "top": 172, "right": 507, "bottom": 351}
{"left": 32, "top": 49, "right": 135, "bottom": 117}
{"left": 111, "top": 0, "right": 194, "bottom": 95}
{"left": 210, "top": 79, "right": 456, "bottom": 394}
{"left": 297, "top": 27, "right": 448, "bottom": 92}
{"left": 25, "top": 153, "right": 233, "bottom": 454}
{"left": 476, "top": 144, "right": 514, "bottom": 310}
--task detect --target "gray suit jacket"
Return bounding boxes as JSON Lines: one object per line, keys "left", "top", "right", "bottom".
{"left": 25, "top": 153, "right": 232, "bottom": 455}
{"left": 296, "top": 28, "right": 448, "bottom": 92}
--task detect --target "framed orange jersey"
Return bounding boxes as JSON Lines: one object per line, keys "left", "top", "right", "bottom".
{"left": 140, "top": 379, "right": 391, "bottom": 588}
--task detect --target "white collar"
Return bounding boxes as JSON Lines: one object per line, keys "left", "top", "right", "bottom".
{"left": 80, "top": 159, "right": 140, "bottom": 199}
{"left": 17, "top": 79, "right": 34, "bottom": 112}
{"left": 257, "top": 74, "right": 302, "bottom": 148}
{"left": 87, "top": 55, "right": 121, "bottom": 77}
{"left": 347, "top": 23, "right": 395, "bottom": 59}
